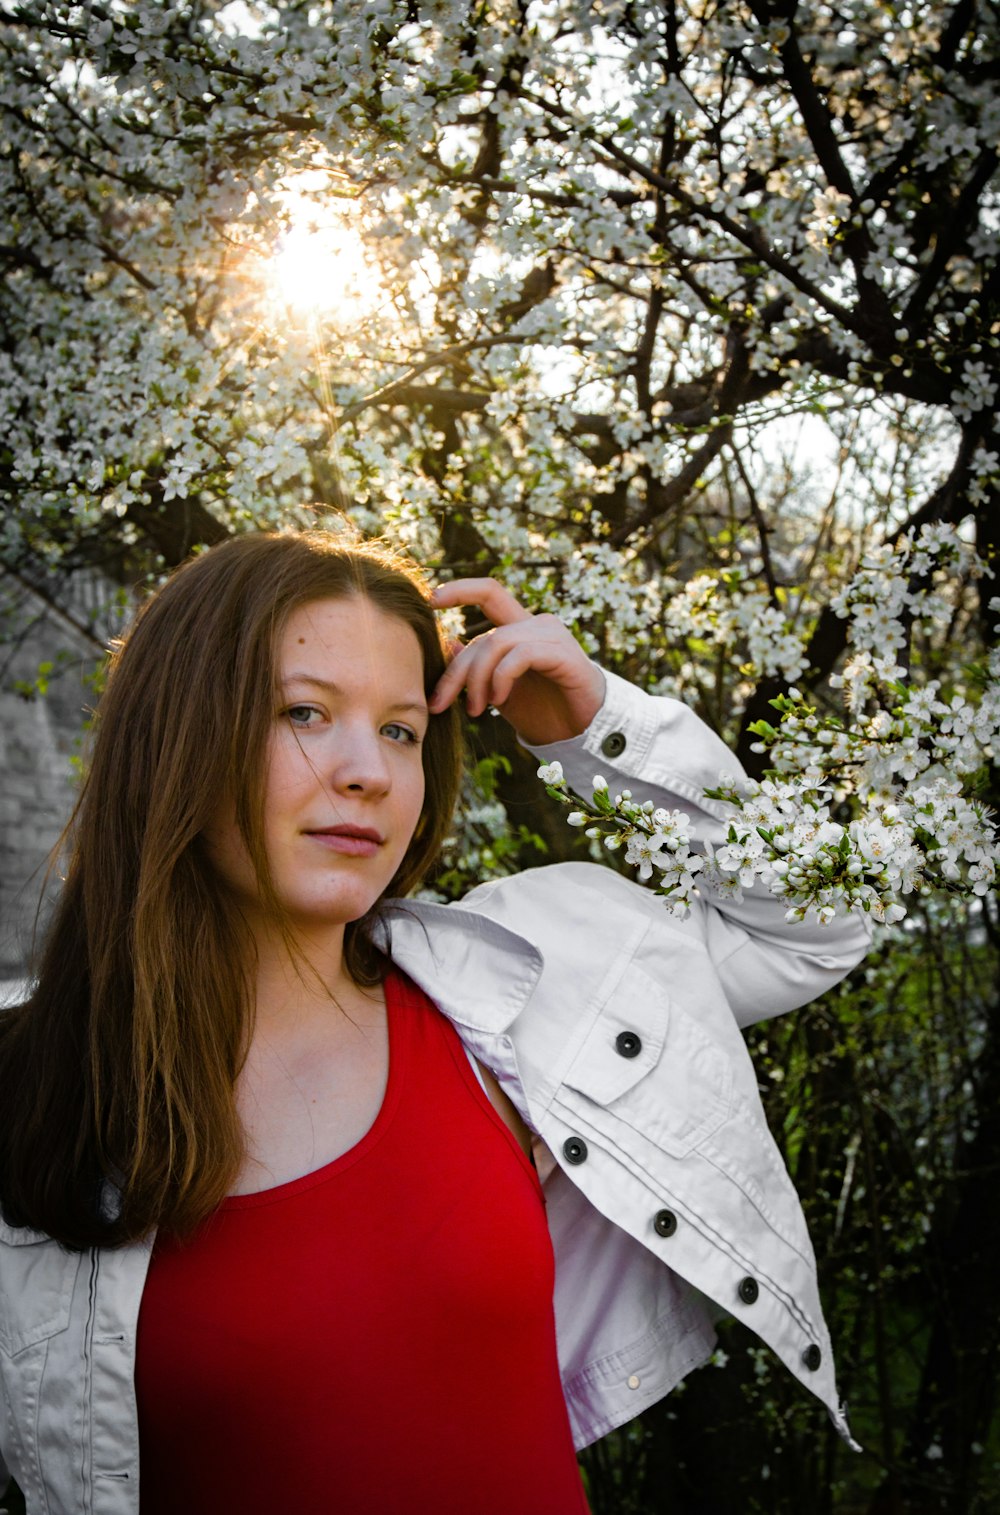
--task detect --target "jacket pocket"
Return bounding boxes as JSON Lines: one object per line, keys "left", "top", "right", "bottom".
{"left": 0, "top": 1219, "right": 79, "bottom": 1357}
{"left": 561, "top": 965, "right": 734, "bottom": 1157}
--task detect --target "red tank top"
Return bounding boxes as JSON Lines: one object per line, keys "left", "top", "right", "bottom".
{"left": 135, "top": 969, "right": 589, "bottom": 1514}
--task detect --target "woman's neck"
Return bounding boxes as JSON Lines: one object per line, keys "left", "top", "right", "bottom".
{"left": 249, "top": 919, "right": 358, "bottom": 1036}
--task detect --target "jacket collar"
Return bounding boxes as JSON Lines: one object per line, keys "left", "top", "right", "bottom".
{"left": 370, "top": 898, "right": 543, "bottom": 1035}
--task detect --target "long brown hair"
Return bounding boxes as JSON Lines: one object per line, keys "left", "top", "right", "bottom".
{"left": 0, "top": 530, "right": 463, "bottom": 1249}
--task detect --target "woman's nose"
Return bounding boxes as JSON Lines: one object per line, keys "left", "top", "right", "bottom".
{"left": 328, "top": 725, "right": 392, "bottom": 795}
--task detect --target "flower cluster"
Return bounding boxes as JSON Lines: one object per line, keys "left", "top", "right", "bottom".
{"left": 662, "top": 570, "right": 809, "bottom": 684}
{"left": 540, "top": 757, "right": 998, "bottom": 929}
{"left": 747, "top": 668, "right": 1000, "bottom": 797}
{"left": 830, "top": 521, "right": 985, "bottom": 658}
{"left": 537, "top": 764, "right": 705, "bottom": 915}
{"left": 537, "top": 517, "right": 998, "bottom": 928}
{"left": 704, "top": 775, "right": 997, "bottom": 925}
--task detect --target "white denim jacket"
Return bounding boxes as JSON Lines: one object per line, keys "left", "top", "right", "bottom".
{"left": 0, "top": 672, "right": 871, "bottom": 1513}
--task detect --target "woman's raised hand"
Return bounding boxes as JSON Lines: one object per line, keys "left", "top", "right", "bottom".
{"left": 427, "top": 579, "right": 605, "bottom": 747}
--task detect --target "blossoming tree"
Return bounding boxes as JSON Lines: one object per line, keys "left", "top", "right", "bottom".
{"left": 1, "top": 0, "right": 998, "bottom": 1508}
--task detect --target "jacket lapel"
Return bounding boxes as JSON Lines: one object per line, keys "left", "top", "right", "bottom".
{"left": 371, "top": 898, "right": 542, "bottom": 1035}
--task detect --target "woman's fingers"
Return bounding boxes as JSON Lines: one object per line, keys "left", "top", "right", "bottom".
{"left": 429, "top": 579, "right": 534, "bottom": 715}
{"left": 430, "top": 577, "right": 533, "bottom": 626}
{"left": 429, "top": 577, "right": 605, "bottom": 741}
{"left": 430, "top": 624, "right": 529, "bottom": 715}
{"left": 483, "top": 644, "right": 538, "bottom": 711}
{"left": 464, "top": 639, "right": 542, "bottom": 718}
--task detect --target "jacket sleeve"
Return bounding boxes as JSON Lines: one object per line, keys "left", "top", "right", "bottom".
{"left": 522, "top": 668, "right": 873, "bottom": 1028}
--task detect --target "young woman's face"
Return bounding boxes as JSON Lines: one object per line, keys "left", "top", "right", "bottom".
{"left": 205, "top": 595, "right": 429, "bottom": 933}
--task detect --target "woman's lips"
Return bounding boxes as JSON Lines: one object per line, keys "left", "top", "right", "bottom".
{"left": 304, "top": 826, "right": 383, "bottom": 858}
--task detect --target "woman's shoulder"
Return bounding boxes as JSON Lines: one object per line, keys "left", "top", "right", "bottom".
{"left": 388, "top": 862, "right": 706, "bottom": 972}
{"left": 378, "top": 864, "right": 707, "bottom": 1041}
{"left": 378, "top": 864, "right": 711, "bottom": 1010}
{"left": 459, "top": 860, "right": 702, "bottom": 935}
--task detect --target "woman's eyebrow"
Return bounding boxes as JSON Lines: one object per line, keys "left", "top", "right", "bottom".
{"left": 283, "top": 673, "right": 428, "bottom": 715}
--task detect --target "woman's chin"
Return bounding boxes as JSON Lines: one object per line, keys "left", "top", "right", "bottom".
{"left": 282, "top": 884, "right": 386, "bottom": 931}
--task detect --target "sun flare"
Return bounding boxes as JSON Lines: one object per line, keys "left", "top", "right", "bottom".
{"left": 268, "top": 220, "right": 376, "bottom": 317}
{"left": 263, "top": 176, "right": 379, "bottom": 321}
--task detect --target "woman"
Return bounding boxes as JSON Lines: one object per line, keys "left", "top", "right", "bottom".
{"left": 0, "top": 529, "right": 870, "bottom": 1514}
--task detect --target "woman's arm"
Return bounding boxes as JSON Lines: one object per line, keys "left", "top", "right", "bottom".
{"left": 429, "top": 579, "right": 872, "bottom": 1025}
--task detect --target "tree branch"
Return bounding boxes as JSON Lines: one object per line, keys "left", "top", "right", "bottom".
{"left": 609, "top": 423, "right": 733, "bottom": 547}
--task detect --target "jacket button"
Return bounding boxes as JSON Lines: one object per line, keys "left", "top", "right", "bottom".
{"left": 653, "top": 1209, "right": 677, "bottom": 1238}
{"left": 563, "top": 1136, "right": 588, "bottom": 1165}
{"left": 615, "top": 1030, "right": 642, "bottom": 1058}
{"left": 803, "top": 1344, "right": 822, "bottom": 1371}
{"left": 601, "top": 730, "right": 627, "bottom": 758}
{"left": 738, "top": 1276, "right": 759, "bottom": 1305}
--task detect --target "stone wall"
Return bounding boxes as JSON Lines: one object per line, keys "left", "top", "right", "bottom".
{"left": 0, "top": 572, "right": 105, "bottom": 974}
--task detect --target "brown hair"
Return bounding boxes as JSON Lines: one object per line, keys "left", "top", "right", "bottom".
{"left": 0, "top": 530, "right": 463, "bottom": 1249}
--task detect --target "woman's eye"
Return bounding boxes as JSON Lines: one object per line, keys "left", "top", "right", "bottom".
{"left": 382, "top": 722, "right": 420, "bottom": 745}
{"left": 285, "top": 704, "right": 322, "bottom": 728}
